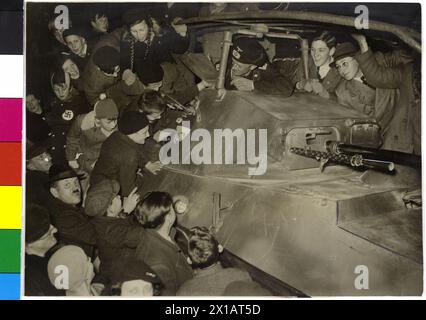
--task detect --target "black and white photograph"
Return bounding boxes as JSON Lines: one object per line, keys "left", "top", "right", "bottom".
{"left": 24, "top": 1, "right": 422, "bottom": 297}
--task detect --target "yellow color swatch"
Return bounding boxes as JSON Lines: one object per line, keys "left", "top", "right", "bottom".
{"left": 0, "top": 186, "right": 22, "bottom": 229}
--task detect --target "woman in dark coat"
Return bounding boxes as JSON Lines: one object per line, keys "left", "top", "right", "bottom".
{"left": 92, "top": 9, "right": 189, "bottom": 76}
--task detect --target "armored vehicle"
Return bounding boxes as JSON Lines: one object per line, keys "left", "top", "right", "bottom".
{"left": 141, "top": 9, "right": 422, "bottom": 296}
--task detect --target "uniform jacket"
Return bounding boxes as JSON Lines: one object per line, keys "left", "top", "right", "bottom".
{"left": 90, "top": 131, "right": 143, "bottom": 197}
{"left": 26, "top": 111, "right": 52, "bottom": 144}
{"left": 47, "top": 195, "right": 97, "bottom": 258}
{"left": 45, "top": 89, "right": 91, "bottom": 164}
{"left": 355, "top": 49, "right": 419, "bottom": 154}
{"left": 66, "top": 111, "right": 116, "bottom": 173}
{"left": 135, "top": 229, "right": 193, "bottom": 296}
{"left": 46, "top": 89, "right": 91, "bottom": 135}
{"left": 225, "top": 61, "right": 294, "bottom": 96}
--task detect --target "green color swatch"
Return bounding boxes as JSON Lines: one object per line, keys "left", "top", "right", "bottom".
{"left": 0, "top": 230, "right": 21, "bottom": 272}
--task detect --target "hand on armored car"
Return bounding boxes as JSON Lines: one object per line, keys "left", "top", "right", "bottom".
{"left": 296, "top": 79, "right": 313, "bottom": 92}
{"left": 310, "top": 80, "right": 329, "bottom": 99}
{"left": 145, "top": 161, "right": 164, "bottom": 175}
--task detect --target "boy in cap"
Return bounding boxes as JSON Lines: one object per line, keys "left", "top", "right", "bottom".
{"left": 82, "top": 45, "right": 143, "bottom": 107}
{"left": 62, "top": 27, "right": 92, "bottom": 71}
{"left": 25, "top": 204, "right": 64, "bottom": 296}
{"left": 333, "top": 41, "right": 399, "bottom": 145}
{"left": 55, "top": 53, "right": 84, "bottom": 92}
{"left": 66, "top": 97, "right": 119, "bottom": 173}
{"left": 90, "top": 111, "right": 155, "bottom": 198}
{"left": 26, "top": 144, "right": 53, "bottom": 206}
{"left": 47, "top": 245, "right": 103, "bottom": 296}
{"left": 86, "top": 180, "right": 146, "bottom": 282}
{"left": 226, "top": 36, "right": 294, "bottom": 96}
{"left": 176, "top": 227, "right": 258, "bottom": 296}
{"left": 47, "top": 164, "right": 97, "bottom": 258}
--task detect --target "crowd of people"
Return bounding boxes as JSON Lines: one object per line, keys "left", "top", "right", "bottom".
{"left": 25, "top": 3, "right": 420, "bottom": 297}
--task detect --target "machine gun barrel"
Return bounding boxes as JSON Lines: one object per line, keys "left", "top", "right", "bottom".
{"left": 328, "top": 142, "right": 421, "bottom": 168}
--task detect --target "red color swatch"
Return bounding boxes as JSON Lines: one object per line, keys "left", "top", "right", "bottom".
{"left": 0, "top": 142, "right": 21, "bottom": 185}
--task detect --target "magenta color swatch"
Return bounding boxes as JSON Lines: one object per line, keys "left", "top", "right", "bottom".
{"left": 0, "top": 99, "right": 22, "bottom": 142}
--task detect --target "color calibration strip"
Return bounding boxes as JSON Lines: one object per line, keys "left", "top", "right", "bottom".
{"left": 0, "top": 1, "right": 23, "bottom": 300}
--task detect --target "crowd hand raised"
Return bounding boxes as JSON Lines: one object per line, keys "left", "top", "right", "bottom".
{"left": 351, "top": 33, "right": 368, "bottom": 53}
{"left": 230, "top": 77, "right": 254, "bottom": 92}
{"left": 171, "top": 17, "right": 187, "bottom": 37}
{"left": 122, "top": 69, "right": 137, "bottom": 86}
{"left": 68, "top": 160, "right": 79, "bottom": 169}
{"left": 91, "top": 14, "right": 108, "bottom": 33}
{"left": 145, "top": 161, "right": 164, "bottom": 175}
{"left": 123, "top": 187, "right": 140, "bottom": 214}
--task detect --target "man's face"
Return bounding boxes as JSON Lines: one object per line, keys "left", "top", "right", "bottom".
{"left": 53, "top": 82, "right": 71, "bottom": 101}
{"left": 121, "top": 279, "right": 154, "bottom": 296}
{"left": 98, "top": 118, "right": 118, "bottom": 132}
{"left": 28, "top": 152, "right": 52, "bottom": 173}
{"left": 335, "top": 57, "right": 359, "bottom": 81}
{"left": 146, "top": 81, "right": 163, "bottom": 92}
{"left": 26, "top": 95, "right": 42, "bottom": 114}
{"left": 231, "top": 59, "right": 255, "bottom": 77}
{"left": 51, "top": 177, "right": 81, "bottom": 205}
{"left": 27, "top": 225, "right": 57, "bottom": 255}
{"left": 311, "top": 40, "right": 334, "bottom": 67}
{"left": 130, "top": 21, "right": 149, "bottom": 42}
{"left": 128, "top": 126, "right": 150, "bottom": 144}
{"left": 65, "top": 35, "right": 86, "bottom": 56}
{"left": 63, "top": 59, "right": 80, "bottom": 79}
